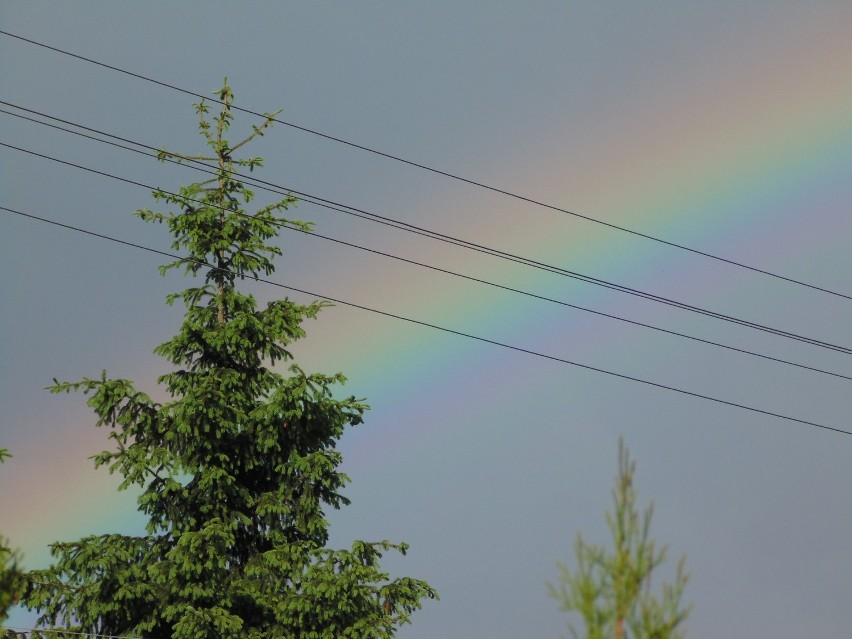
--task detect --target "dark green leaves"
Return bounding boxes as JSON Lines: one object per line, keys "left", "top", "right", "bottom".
{"left": 1, "top": 452, "right": 25, "bottom": 629}
{"left": 23, "top": 81, "right": 435, "bottom": 639}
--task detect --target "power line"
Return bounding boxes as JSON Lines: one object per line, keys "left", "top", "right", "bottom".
{"left": 3, "top": 137, "right": 851, "bottom": 358}
{"left": 305, "top": 232, "right": 852, "bottom": 382}
{"left": 3, "top": 107, "right": 849, "bottom": 382}
{"left": 2, "top": 203, "right": 850, "bottom": 437}
{"left": 1, "top": 28, "right": 849, "bottom": 303}
{"left": 5, "top": 102, "right": 850, "bottom": 358}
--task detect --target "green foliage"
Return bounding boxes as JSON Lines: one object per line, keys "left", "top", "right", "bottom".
{"left": 0, "top": 542, "right": 22, "bottom": 634}
{"left": 548, "top": 440, "right": 690, "bottom": 639}
{"left": 22, "top": 83, "right": 436, "bottom": 639}
{"left": 1, "top": 450, "right": 25, "bottom": 630}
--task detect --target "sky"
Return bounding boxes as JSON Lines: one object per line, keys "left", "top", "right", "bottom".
{"left": 2, "top": 2, "right": 852, "bottom": 637}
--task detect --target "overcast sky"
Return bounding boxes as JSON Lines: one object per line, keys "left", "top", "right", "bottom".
{"left": 2, "top": 3, "right": 852, "bottom": 638}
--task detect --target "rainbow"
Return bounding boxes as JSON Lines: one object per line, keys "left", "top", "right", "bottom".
{"left": 3, "top": 10, "right": 851, "bottom": 631}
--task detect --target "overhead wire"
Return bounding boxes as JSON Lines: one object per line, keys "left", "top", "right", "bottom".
{"left": 2, "top": 104, "right": 852, "bottom": 382}
{"left": 2, "top": 121, "right": 852, "bottom": 356}
{"left": 2, "top": 203, "right": 850, "bottom": 437}
{"left": 0, "top": 28, "right": 850, "bottom": 303}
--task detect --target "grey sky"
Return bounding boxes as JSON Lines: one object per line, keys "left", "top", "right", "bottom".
{"left": 2, "top": 3, "right": 852, "bottom": 638}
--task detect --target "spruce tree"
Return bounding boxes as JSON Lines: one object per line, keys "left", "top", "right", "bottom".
{"left": 1, "top": 449, "right": 24, "bottom": 632}
{"left": 23, "top": 82, "right": 436, "bottom": 639}
{"left": 0, "top": 542, "right": 21, "bottom": 632}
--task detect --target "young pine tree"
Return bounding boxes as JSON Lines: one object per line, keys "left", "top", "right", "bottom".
{"left": 23, "top": 82, "right": 436, "bottom": 639}
{"left": 548, "top": 440, "right": 690, "bottom": 639}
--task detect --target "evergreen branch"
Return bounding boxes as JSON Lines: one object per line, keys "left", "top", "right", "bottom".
{"left": 227, "top": 110, "right": 281, "bottom": 155}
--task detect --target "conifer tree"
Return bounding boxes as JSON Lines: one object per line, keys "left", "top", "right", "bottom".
{"left": 548, "top": 440, "right": 690, "bottom": 639}
{"left": 1, "top": 448, "right": 24, "bottom": 632}
{"left": 23, "top": 83, "right": 436, "bottom": 639}
{"left": 0, "top": 538, "right": 23, "bottom": 634}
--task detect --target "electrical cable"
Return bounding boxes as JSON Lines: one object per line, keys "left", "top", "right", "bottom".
{"left": 4, "top": 107, "right": 851, "bottom": 381}
{"left": 2, "top": 204, "right": 850, "bottom": 437}
{"left": 1, "top": 28, "right": 849, "bottom": 302}
{"left": 3, "top": 136, "right": 851, "bottom": 357}
{"left": 3, "top": 107, "right": 850, "bottom": 381}
{"left": 4, "top": 102, "right": 848, "bottom": 356}
{"left": 304, "top": 230, "right": 852, "bottom": 382}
